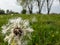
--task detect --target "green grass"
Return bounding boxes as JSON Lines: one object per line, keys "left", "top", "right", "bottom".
{"left": 0, "top": 14, "right": 60, "bottom": 45}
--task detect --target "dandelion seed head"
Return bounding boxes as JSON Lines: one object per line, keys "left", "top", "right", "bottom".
{"left": 2, "top": 17, "right": 34, "bottom": 45}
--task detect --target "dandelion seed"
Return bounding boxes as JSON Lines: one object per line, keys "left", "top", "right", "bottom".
{"left": 2, "top": 17, "right": 34, "bottom": 45}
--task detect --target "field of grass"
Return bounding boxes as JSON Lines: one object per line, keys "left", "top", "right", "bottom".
{"left": 0, "top": 14, "right": 60, "bottom": 45}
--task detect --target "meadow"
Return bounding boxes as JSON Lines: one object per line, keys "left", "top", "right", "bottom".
{"left": 0, "top": 14, "right": 60, "bottom": 45}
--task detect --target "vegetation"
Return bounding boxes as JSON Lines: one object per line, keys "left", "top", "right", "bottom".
{"left": 0, "top": 14, "right": 60, "bottom": 45}
{"left": 21, "top": 9, "right": 26, "bottom": 14}
{"left": 0, "top": 9, "right": 5, "bottom": 14}
{"left": 17, "top": 0, "right": 58, "bottom": 14}
{"left": 0, "top": 9, "right": 19, "bottom": 15}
